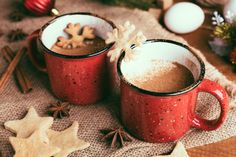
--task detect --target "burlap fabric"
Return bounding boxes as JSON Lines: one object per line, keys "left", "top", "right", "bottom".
{"left": 0, "top": 0, "right": 236, "bottom": 156}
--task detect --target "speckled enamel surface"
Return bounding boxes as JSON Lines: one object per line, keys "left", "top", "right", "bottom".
{"left": 120, "top": 80, "right": 196, "bottom": 143}
{"left": 118, "top": 40, "right": 229, "bottom": 143}
{"left": 45, "top": 51, "right": 108, "bottom": 105}
{"left": 28, "top": 13, "right": 115, "bottom": 105}
{"left": 120, "top": 78, "right": 228, "bottom": 143}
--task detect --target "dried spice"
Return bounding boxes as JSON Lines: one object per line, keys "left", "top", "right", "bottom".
{"left": 0, "top": 47, "right": 27, "bottom": 93}
{"left": 47, "top": 101, "right": 70, "bottom": 119}
{"left": 9, "top": 10, "right": 25, "bottom": 22}
{"left": 7, "top": 29, "right": 28, "bottom": 42}
{"left": 1, "top": 46, "right": 32, "bottom": 94}
{"left": 100, "top": 128, "right": 134, "bottom": 148}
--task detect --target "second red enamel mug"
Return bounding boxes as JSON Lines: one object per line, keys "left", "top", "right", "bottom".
{"left": 118, "top": 39, "right": 229, "bottom": 143}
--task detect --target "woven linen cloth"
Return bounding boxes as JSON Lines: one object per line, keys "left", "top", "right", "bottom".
{"left": 0, "top": 0, "right": 236, "bottom": 156}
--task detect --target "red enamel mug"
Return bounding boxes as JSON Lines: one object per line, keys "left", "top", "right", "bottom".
{"left": 27, "top": 13, "right": 115, "bottom": 105}
{"left": 118, "top": 39, "right": 229, "bottom": 143}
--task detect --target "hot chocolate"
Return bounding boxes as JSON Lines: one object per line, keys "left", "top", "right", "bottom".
{"left": 51, "top": 36, "right": 106, "bottom": 56}
{"left": 124, "top": 60, "right": 194, "bottom": 93}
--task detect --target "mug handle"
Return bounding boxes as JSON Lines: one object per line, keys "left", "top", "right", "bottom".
{"left": 27, "top": 29, "right": 47, "bottom": 73}
{"left": 191, "top": 79, "right": 229, "bottom": 131}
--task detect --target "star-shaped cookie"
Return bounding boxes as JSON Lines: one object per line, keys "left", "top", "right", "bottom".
{"left": 48, "top": 121, "right": 90, "bottom": 157}
{"left": 9, "top": 129, "right": 60, "bottom": 157}
{"left": 4, "top": 107, "right": 53, "bottom": 139}
{"left": 156, "top": 142, "right": 190, "bottom": 157}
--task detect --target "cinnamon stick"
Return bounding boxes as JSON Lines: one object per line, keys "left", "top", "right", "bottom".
{"left": 0, "top": 47, "right": 27, "bottom": 93}
{"left": 1, "top": 46, "right": 32, "bottom": 93}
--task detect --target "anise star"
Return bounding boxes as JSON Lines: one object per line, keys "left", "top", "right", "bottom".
{"left": 9, "top": 10, "right": 25, "bottom": 22}
{"left": 47, "top": 101, "right": 71, "bottom": 119}
{"left": 100, "top": 128, "right": 134, "bottom": 148}
{"left": 7, "top": 29, "right": 28, "bottom": 42}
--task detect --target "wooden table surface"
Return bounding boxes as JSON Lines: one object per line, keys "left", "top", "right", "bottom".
{"left": 169, "top": 0, "right": 236, "bottom": 157}
{"left": 184, "top": 25, "right": 236, "bottom": 156}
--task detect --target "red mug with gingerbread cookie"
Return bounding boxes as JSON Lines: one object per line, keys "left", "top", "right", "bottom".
{"left": 28, "top": 12, "right": 115, "bottom": 105}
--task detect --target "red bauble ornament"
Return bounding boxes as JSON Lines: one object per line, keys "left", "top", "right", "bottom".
{"left": 24, "top": 0, "right": 59, "bottom": 16}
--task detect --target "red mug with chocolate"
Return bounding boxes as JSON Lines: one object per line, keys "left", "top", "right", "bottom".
{"left": 27, "top": 13, "right": 115, "bottom": 105}
{"left": 118, "top": 39, "right": 229, "bottom": 143}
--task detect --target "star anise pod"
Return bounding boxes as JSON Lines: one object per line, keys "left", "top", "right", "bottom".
{"left": 100, "top": 127, "right": 134, "bottom": 148}
{"left": 47, "top": 101, "right": 71, "bottom": 119}
{"left": 7, "top": 29, "right": 28, "bottom": 42}
{"left": 9, "top": 10, "right": 25, "bottom": 22}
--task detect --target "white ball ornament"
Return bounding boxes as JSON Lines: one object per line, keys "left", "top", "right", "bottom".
{"left": 164, "top": 2, "right": 205, "bottom": 34}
